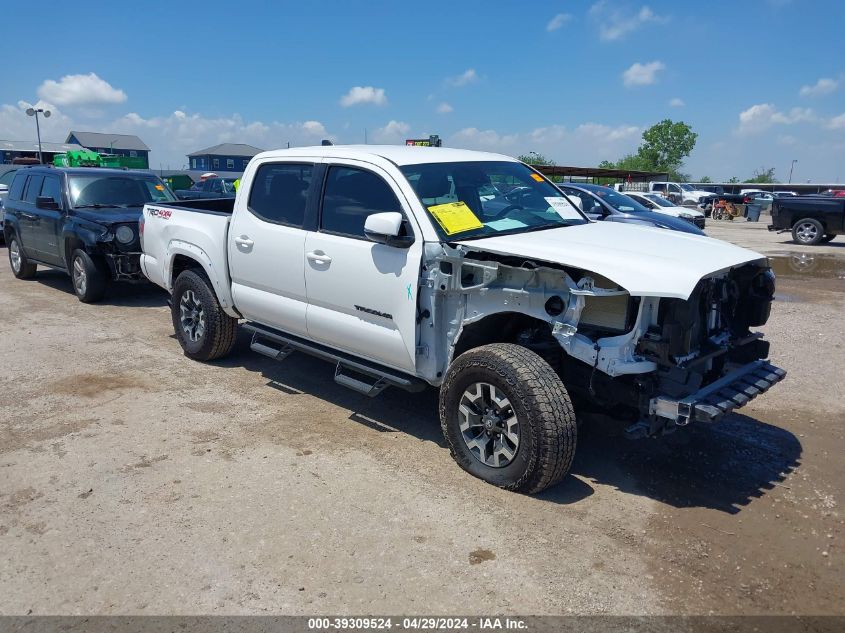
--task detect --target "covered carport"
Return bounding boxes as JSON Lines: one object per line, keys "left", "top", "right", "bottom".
{"left": 531, "top": 164, "right": 667, "bottom": 185}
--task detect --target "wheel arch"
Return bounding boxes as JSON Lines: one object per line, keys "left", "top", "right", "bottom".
{"left": 166, "top": 244, "right": 238, "bottom": 318}
{"left": 451, "top": 311, "right": 560, "bottom": 370}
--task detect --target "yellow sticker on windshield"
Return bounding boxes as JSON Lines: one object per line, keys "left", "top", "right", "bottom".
{"left": 428, "top": 201, "right": 484, "bottom": 235}
{"left": 155, "top": 184, "right": 164, "bottom": 190}
{"left": 530, "top": 173, "right": 544, "bottom": 182}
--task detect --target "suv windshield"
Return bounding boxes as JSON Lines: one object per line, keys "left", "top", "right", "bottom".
{"left": 580, "top": 185, "right": 651, "bottom": 213}
{"left": 69, "top": 174, "right": 176, "bottom": 208}
{"left": 680, "top": 184, "right": 695, "bottom": 191}
{"left": 400, "top": 161, "right": 587, "bottom": 240}
{"left": 644, "top": 193, "right": 674, "bottom": 207}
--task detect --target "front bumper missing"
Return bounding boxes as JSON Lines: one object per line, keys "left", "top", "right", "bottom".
{"left": 626, "top": 360, "right": 786, "bottom": 438}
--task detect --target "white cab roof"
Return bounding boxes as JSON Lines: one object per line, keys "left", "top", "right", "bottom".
{"left": 251, "top": 145, "right": 518, "bottom": 167}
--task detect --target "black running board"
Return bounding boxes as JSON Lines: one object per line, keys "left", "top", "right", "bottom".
{"left": 244, "top": 322, "right": 427, "bottom": 397}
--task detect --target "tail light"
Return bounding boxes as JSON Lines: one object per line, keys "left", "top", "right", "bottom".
{"left": 743, "top": 196, "right": 751, "bottom": 203}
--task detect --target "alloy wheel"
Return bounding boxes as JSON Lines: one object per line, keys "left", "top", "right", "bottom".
{"left": 9, "top": 239, "right": 22, "bottom": 273}
{"left": 796, "top": 222, "right": 818, "bottom": 243}
{"left": 179, "top": 290, "right": 206, "bottom": 342}
{"left": 72, "top": 256, "right": 87, "bottom": 296}
{"left": 458, "top": 382, "right": 520, "bottom": 467}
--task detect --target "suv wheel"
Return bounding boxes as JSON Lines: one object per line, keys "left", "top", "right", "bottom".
{"left": 439, "top": 344, "right": 576, "bottom": 494}
{"left": 71, "top": 249, "right": 106, "bottom": 303}
{"left": 171, "top": 269, "right": 238, "bottom": 361}
{"left": 8, "top": 234, "right": 37, "bottom": 279}
{"left": 792, "top": 218, "right": 825, "bottom": 245}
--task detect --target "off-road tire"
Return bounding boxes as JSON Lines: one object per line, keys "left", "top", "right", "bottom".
{"left": 439, "top": 344, "right": 576, "bottom": 494}
{"left": 792, "top": 218, "right": 825, "bottom": 245}
{"left": 171, "top": 269, "right": 237, "bottom": 361}
{"left": 820, "top": 234, "right": 836, "bottom": 243}
{"left": 70, "top": 249, "right": 107, "bottom": 303}
{"left": 7, "top": 233, "right": 37, "bottom": 279}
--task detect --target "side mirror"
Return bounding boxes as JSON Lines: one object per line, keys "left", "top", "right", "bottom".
{"left": 36, "top": 196, "right": 60, "bottom": 210}
{"left": 364, "top": 212, "right": 413, "bottom": 248}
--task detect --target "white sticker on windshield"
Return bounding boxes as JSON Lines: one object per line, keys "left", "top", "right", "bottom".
{"left": 545, "top": 197, "right": 582, "bottom": 220}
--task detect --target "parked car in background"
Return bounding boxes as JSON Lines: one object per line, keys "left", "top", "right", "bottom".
{"left": 139, "top": 145, "right": 782, "bottom": 493}
{"left": 557, "top": 183, "right": 705, "bottom": 235}
{"left": 4, "top": 167, "right": 176, "bottom": 302}
{"left": 624, "top": 191, "right": 705, "bottom": 228}
{"left": 174, "top": 177, "right": 237, "bottom": 200}
{"left": 769, "top": 194, "right": 845, "bottom": 245}
{"left": 773, "top": 191, "right": 798, "bottom": 198}
{"left": 647, "top": 182, "right": 713, "bottom": 206}
{"left": 818, "top": 189, "right": 845, "bottom": 198}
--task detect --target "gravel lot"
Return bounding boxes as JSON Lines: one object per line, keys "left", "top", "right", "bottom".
{"left": 0, "top": 220, "right": 842, "bottom": 616}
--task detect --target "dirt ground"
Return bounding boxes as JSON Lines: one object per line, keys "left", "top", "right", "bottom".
{"left": 0, "top": 221, "right": 842, "bottom": 616}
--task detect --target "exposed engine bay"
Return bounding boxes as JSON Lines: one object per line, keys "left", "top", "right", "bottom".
{"left": 416, "top": 243, "right": 784, "bottom": 437}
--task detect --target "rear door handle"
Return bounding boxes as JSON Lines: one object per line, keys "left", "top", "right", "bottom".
{"left": 306, "top": 250, "right": 332, "bottom": 265}
{"left": 234, "top": 235, "right": 254, "bottom": 248}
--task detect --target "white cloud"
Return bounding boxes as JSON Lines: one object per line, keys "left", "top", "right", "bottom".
{"left": 339, "top": 86, "right": 387, "bottom": 107}
{"left": 546, "top": 13, "right": 572, "bottom": 31}
{"left": 622, "top": 61, "right": 665, "bottom": 87}
{"left": 589, "top": 2, "right": 666, "bottom": 41}
{"left": 37, "top": 73, "right": 127, "bottom": 106}
{"left": 669, "top": 97, "right": 685, "bottom": 107}
{"left": 799, "top": 77, "right": 838, "bottom": 97}
{"left": 436, "top": 102, "right": 453, "bottom": 114}
{"left": 372, "top": 120, "right": 410, "bottom": 143}
{"left": 828, "top": 113, "right": 845, "bottom": 130}
{"left": 447, "top": 69, "right": 478, "bottom": 87}
{"left": 737, "top": 103, "right": 816, "bottom": 134}
{"left": 574, "top": 123, "right": 641, "bottom": 142}
{"left": 450, "top": 127, "right": 518, "bottom": 150}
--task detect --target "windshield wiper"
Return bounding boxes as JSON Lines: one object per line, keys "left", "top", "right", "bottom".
{"left": 74, "top": 203, "right": 134, "bottom": 209}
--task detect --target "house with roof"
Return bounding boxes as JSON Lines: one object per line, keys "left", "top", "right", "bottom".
{"left": 66, "top": 131, "right": 150, "bottom": 168}
{"left": 187, "top": 143, "right": 264, "bottom": 173}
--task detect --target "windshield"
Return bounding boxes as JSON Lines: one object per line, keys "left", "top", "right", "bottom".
{"left": 643, "top": 193, "right": 674, "bottom": 207}
{"left": 400, "top": 161, "right": 587, "bottom": 240}
{"left": 582, "top": 186, "right": 651, "bottom": 213}
{"left": 69, "top": 175, "right": 176, "bottom": 208}
{"left": 680, "top": 184, "right": 695, "bottom": 191}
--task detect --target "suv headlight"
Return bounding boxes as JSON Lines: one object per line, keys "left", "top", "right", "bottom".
{"left": 115, "top": 225, "right": 135, "bottom": 244}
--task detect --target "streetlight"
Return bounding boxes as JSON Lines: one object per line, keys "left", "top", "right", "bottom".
{"left": 25, "top": 107, "right": 51, "bottom": 164}
{"left": 788, "top": 159, "right": 798, "bottom": 183}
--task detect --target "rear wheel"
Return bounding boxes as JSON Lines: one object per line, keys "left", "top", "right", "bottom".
{"left": 171, "top": 269, "right": 237, "bottom": 361}
{"left": 71, "top": 249, "right": 107, "bottom": 303}
{"left": 8, "top": 234, "right": 37, "bottom": 279}
{"left": 439, "top": 344, "right": 576, "bottom": 494}
{"left": 792, "top": 218, "right": 825, "bottom": 245}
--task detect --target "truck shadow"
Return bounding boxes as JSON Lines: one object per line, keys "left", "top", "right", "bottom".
{"left": 29, "top": 269, "right": 169, "bottom": 308}
{"left": 220, "top": 331, "right": 801, "bottom": 513}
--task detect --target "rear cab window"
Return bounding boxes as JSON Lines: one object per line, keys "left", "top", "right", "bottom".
{"left": 248, "top": 163, "right": 313, "bottom": 227}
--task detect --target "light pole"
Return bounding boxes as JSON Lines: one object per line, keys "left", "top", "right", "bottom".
{"left": 25, "top": 107, "right": 51, "bottom": 164}
{"left": 788, "top": 159, "right": 798, "bottom": 183}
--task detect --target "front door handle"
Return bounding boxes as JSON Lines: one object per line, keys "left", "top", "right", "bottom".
{"left": 306, "top": 250, "right": 332, "bottom": 265}
{"left": 234, "top": 235, "right": 254, "bottom": 248}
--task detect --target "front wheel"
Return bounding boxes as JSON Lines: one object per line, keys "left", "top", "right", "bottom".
{"left": 439, "top": 344, "right": 576, "bottom": 494}
{"left": 171, "top": 269, "right": 238, "bottom": 361}
{"left": 71, "top": 249, "right": 107, "bottom": 303}
{"left": 8, "top": 234, "right": 37, "bottom": 279}
{"left": 792, "top": 218, "right": 825, "bottom": 245}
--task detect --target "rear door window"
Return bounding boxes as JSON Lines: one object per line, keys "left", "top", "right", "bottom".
{"left": 248, "top": 163, "right": 313, "bottom": 227}
{"left": 8, "top": 173, "right": 27, "bottom": 201}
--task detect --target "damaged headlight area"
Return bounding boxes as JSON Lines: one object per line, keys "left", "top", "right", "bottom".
{"left": 96, "top": 224, "right": 144, "bottom": 281}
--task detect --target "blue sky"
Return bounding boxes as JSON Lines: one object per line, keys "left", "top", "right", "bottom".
{"left": 2, "top": 0, "right": 844, "bottom": 182}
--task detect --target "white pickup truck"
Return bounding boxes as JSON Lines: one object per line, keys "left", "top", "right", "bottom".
{"left": 140, "top": 145, "right": 785, "bottom": 493}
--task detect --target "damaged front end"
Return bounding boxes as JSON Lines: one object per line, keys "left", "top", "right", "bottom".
{"left": 97, "top": 224, "right": 144, "bottom": 282}
{"left": 417, "top": 242, "right": 785, "bottom": 439}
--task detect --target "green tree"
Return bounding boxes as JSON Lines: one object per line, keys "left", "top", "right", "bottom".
{"left": 517, "top": 152, "right": 553, "bottom": 166}
{"left": 728, "top": 176, "right": 740, "bottom": 183}
{"left": 744, "top": 167, "right": 778, "bottom": 184}
{"left": 638, "top": 119, "right": 698, "bottom": 175}
{"left": 699, "top": 175, "right": 712, "bottom": 183}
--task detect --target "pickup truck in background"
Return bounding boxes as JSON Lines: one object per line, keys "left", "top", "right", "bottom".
{"left": 4, "top": 166, "right": 176, "bottom": 301}
{"left": 140, "top": 145, "right": 785, "bottom": 493}
{"left": 769, "top": 195, "right": 845, "bottom": 245}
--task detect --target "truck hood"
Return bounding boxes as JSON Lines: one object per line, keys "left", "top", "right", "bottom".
{"left": 73, "top": 205, "right": 144, "bottom": 225}
{"left": 455, "top": 221, "right": 766, "bottom": 300}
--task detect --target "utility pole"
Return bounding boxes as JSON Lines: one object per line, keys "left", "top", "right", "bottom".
{"left": 25, "top": 107, "right": 51, "bottom": 163}
{"left": 788, "top": 159, "right": 798, "bottom": 183}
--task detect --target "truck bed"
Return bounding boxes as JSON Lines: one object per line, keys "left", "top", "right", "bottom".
{"left": 140, "top": 199, "right": 238, "bottom": 315}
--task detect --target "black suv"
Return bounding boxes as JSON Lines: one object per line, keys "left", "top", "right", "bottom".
{"left": 4, "top": 166, "right": 176, "bottom": 302}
